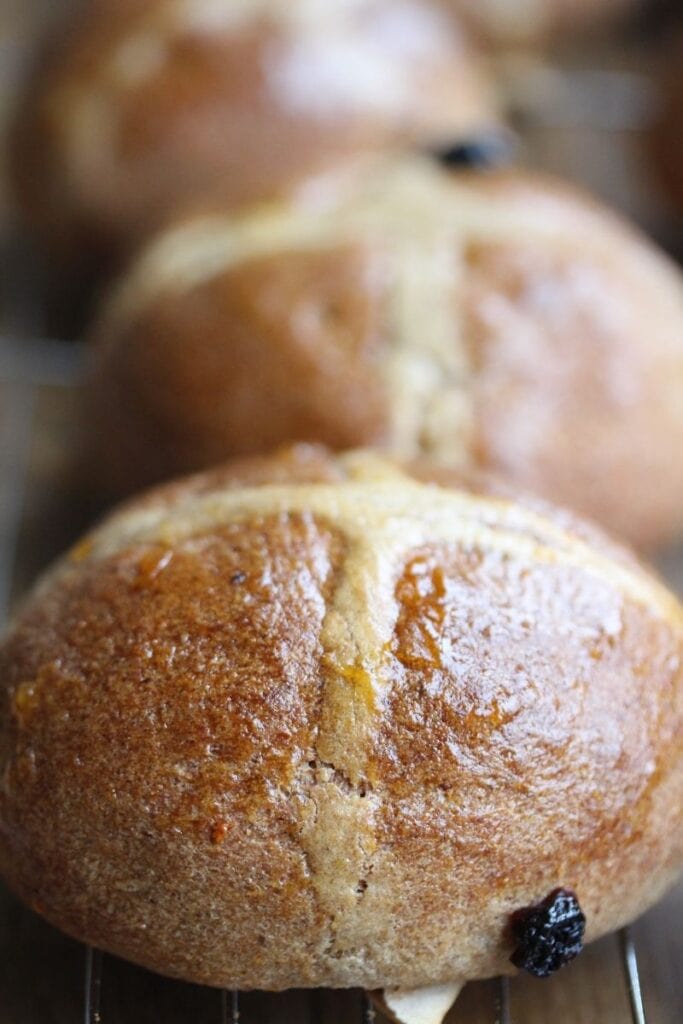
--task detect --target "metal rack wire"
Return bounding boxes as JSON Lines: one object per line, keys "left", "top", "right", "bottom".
{"left": 0, "top": 335, "right": 656, "bottom": 1024}
{"left": 81, "top": 933, "right": 647, "bottom": 1023}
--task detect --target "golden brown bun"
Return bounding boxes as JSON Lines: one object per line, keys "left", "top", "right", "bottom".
{"left": 0, "top": 445, "right": 682, "bottom": 992}
{"left": 86, "top": 157, "right": 683, "bottom": 550}
{"left": 11, "top": 0, "right": 495, "bottom": 260}
{"left": 447, "top": 0, "right": 636, "bottom": 48}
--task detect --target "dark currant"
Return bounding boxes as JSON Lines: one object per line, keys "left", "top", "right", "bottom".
{"left": 431, "top": 132, "right": 516, "bottom": 170}
{"left": 510, "top": 888, "right": 586, "bottom": 978}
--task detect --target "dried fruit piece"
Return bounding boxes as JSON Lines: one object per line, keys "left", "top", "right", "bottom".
{"left": 432, "top": 132, "right": 515, "bottom": 169}
{"left": 510, "top": 888, "right": 586, "bottom": 978}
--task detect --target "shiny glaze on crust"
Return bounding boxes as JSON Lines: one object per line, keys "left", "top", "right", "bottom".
{"left": 1, "top": 512, "right": 347, "bottom": 988}
{"left": 370, "top": 544, "right": 681, "bottom": 979}
{"left": 0, "top": 447, "right": 681, "bottom": 990}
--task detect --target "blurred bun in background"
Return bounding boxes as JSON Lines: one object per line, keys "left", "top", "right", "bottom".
{"left": 10, "top": 0, "right": 495, "bottom": 267}
{"left": 447, "top": 0, "right": 638, "bottom": 48}
{"left": 85, "top": 156, "right": 683, "bottom": 550}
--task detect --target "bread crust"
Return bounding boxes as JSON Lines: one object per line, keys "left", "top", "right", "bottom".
{"left": 447, "top": 0, "right": 636, "bottom": 47}
{"left": 1, "top": 447, "right": 682, "bottom": 990}
{"left": 86, "top": 160, "right": 683, "bottom": 549}
{"left": 11, "top": 0, "right": 494, "bottom": 258}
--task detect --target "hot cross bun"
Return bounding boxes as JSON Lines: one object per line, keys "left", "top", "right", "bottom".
{"left": 0, "top": 447, "right": 681, "bottom": 1012}
{"left": 11, "top": 0, "right": 494, "bottom": 261}
{"left": 85, "top": 157, "right": 683, "bottom": 549}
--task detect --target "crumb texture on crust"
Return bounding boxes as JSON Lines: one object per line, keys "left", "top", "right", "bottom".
{"left": 0, "top": 448, "right": 682, "bottom": 990}
{"left": 90, "top": 160, "right": 683, "bottom": 548}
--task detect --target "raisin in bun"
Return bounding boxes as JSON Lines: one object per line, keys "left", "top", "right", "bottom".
{"left": 11, "top": 0, "right": 495, "bottom": 262}
{"left": 448, "top": 0, "right": 636, "bottom": 48}
{"left": 86, "top": 156, "right": 683, "bottom": 550}
{"left": 0, "top": 446, "right": 681, "bottom": 1015}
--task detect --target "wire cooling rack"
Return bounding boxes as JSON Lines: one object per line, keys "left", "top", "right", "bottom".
{"left": 81, "top": 934, "right": 645, "bottom": 1024}
{"left": 0, "top": 336, "right": 666, "bottom": 1024}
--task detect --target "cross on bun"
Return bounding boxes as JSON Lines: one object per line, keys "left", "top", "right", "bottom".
{"left": 11, "top": 0, "right": 494, "bottom": 261}
{"left": 86, "top": 157, "right": 683, "bottom": 549}
{"left": 0, "top": 446, "right": 681, "bottom": 997}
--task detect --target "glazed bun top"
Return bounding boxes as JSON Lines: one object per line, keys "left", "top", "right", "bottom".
{"left": 1, "top": 447, "right": 682, "bottom": 995}
{"left": 12, "top": 0, "right": 495, "bottom": 255}
{"left": 91, "top": 156, "right": 683, "bottom": 548}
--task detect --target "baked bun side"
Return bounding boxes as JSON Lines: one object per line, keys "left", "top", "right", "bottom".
{"left": 447, "top": 0, "right": 637, "bottom": 48}
{"left": 87, "top": 158, "right": 683, "bottom": 549}
{"left": 1, "top": 448, "right": 682, "bottom": 991}
{"left": 11, "top": 0, "right": 495, "bottom": 257}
